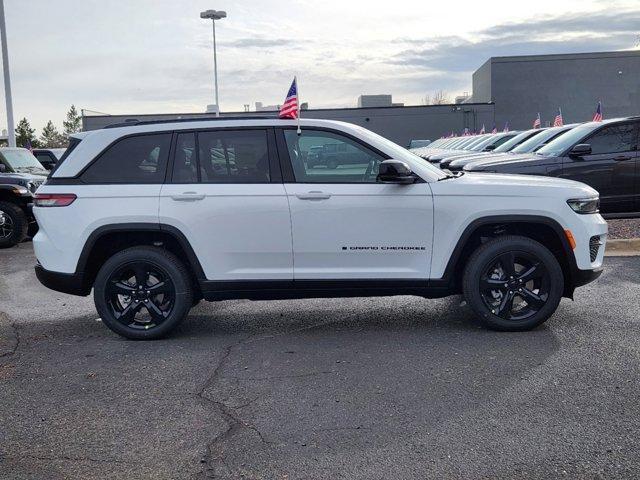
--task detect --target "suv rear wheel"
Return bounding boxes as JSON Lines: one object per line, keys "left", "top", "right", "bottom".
{"left": 463, "top": 235, "right": 564, "bottom": 331}
{"left": 0, "top": 201, "right": 28, "bottom": 248}
{"left": 94, "top": 246, "right": 194, "bottom": 340}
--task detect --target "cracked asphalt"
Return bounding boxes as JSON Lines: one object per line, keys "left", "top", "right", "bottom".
{"left": 1, "top": 243, "right": 640, "bottom": 479}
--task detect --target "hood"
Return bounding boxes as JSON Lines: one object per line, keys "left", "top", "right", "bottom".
{"left": 0, "top": 171, "right": 48, "bottom": 181}
{"left": 432, "top": 171, "right": 598, "bottom": 199}
{"left": 429, "top": 150, "right": 478, "bottom": 162}
{"left": 442, "top": 152, "right": 508, "bottom": 168}
{"left": 463, "top": 153, "right": 553, "bottom": 171}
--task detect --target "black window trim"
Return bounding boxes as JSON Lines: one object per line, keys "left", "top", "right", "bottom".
{"left": 560, "top": 120, "right": 640, "bottom": 157}
{"left": 275, "top": 126, "right": 396, "bottom": 184}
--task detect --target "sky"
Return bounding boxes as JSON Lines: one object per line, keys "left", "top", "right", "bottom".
{"left": 1, "top": 0, "right": 639, "bottom": 133}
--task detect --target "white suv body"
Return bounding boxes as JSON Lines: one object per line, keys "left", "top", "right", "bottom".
{"left": 33, "top": 118, "right": 607, "bottom": 339}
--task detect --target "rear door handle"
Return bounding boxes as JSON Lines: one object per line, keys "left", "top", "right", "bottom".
{"left": 170, "top": 192, "right": 206, "bottom": 201}
{"left": 296, "top": 191, "right": 331, "bottom": 200}
{"left": 613, "top": 155, "right": 632, "bottom": 161}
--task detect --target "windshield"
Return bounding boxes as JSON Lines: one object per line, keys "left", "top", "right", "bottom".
{"left": 470, "top": 135, "right": 501, "bottom": 151}
{"left": 493, "top": 130, "right": 540, "bottom": 153}
{"left": 0, "top": 149, "right": 47, "bottom": 173}
{"left": 536, "top": 123, "right": 600, "bottom": 156}
{"left": 511, "top": 126, "right": 570, "bottom": 153}
{"left": 462, "top": 136, "right": 488, "bottom": 150}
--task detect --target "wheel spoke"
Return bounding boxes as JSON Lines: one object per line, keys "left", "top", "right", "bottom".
{"left": 520, "top": 288, "right": 546, "bottom": 310}
{"left": 116, "top": 301, "right": 143, "bottom": 323}
{"left": 517, "top": 263, "right": 543, "bottom": 284}
{"left": 147, "top": 280, "right": 170, "bottom": 294}
{"left": 499, "top": 252, "right": 517, "bottom": 278}
{"left": 480, "top": 276, "right": 506, "bottom": 291}
{"left": 496, "top": 291, "right": 515, "bottom": 318}
{"left": 110, "top": 281, "right": 136, "bottom": 295}
{"left": 145, "top": 299, "right": 167, "bottom": 322}
{"left": 132, "top": 264, "right": 148, "bottom": 287}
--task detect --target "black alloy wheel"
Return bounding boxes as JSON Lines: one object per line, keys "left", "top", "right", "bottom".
{"left": 0, "top": 209, "right": 14, "bottom": 239}
{"left": 479, "top": 251, "right": 550, "bottom": 321}
{"left": 463, "top": 235, "right": 564, "bottom": 331}
{"left": 105, "top": 261, "right": 175, "bottom": 331}
{"left": 94, "top": 246, "right": 193, "bottom": 339}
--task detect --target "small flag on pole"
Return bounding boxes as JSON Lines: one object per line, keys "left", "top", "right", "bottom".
{"left": 553, "top": 108, "right": 563, "bottom": 127}
{"left": 503, "top": 121, "right": 509, "bottom": 133}
{"left": 278, "top": 77, "right": 299, "bottom": 119}
{"left": 25, "top": 139, "right": 33, "bottom": 152}
{"left": 592, "top": 101, "right": 603, "bottom": 122}
{"left": 533, "top": 113, "right": 541, "bottom": 129}
{"left": 491, "top": 125, "right": 497, "bottom": 134}
{"left": 479, "top": 124, "right": 486, "bottom": 134}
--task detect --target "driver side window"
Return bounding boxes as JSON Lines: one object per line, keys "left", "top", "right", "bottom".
{"left": 283, "top": 129, "right": 384, "bottom": 183}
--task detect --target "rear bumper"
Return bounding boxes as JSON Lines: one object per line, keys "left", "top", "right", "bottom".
{"left": 34, "top": 263, "right": 90, "bottom": 296}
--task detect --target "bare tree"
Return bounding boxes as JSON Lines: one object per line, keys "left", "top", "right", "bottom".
{"left": 431, "top": 90, "right": 451, "bottom": 105}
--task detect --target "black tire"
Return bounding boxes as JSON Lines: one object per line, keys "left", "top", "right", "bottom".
{"left": 463, "top": 235, "right": 564, "bottom": 332}
{"left": 94, "top": 246, "right": 194, "bottom": 340}
{"left": 0, "top": 201, "right": 28, "bottom": 248}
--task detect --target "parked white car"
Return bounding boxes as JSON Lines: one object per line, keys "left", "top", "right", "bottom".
{"left": 33, "top": 118, "right": 607, "bottom": 339}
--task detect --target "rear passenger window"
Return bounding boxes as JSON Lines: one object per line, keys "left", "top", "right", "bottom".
{"left": 172, "top": 132, "right": 197, "bottom": 183}
{"left": 82, "top": 133, "right": 171, "bottom": 184}
{"left": 197, "top": 130, "right": 270, "bottom": 183}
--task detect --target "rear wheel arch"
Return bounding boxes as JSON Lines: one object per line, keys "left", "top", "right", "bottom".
{"left": 77, "top": 223, "right": 205, "bottom": 296}
{"left": 441, "top": 215, "right": 576, "bottom": 296}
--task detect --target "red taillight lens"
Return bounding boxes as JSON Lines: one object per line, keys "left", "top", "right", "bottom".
{"left": 34, "top": 193, "right": 77, "bottom": 207}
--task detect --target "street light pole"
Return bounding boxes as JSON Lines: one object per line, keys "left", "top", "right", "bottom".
{"left": 200, "top": 9, "right": 226, "bottom": 117}
{"left": 0, "top": 0, "right": 16, "bottom": 147}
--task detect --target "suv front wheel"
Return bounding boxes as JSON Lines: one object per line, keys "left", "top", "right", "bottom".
{"left": 0, "top": 201, "right": 28, "bottom": 248}
{"left": 463, "top": 235, "right": 564, "bottom": 331}
{"left": 94, "top": 246, "right": 194, "bottom": 339}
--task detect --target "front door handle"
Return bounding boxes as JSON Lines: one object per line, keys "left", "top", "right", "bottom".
{"left": 613, "top": 155, "right": 632, "bottom": 161}
{"left": 296, "top": 191, "right": 331, "bottom": 200}
{"left": 171, "top": 192, "right": 206, "bottom": 201}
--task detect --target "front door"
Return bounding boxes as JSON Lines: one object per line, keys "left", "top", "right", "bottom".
{"left": 561, "top": 121, "right": 638, "bottom": 214}
{"left": 159, "top": 128, "right": 293, "bottom": 281}
{"left": 278, "top": 128, "right": 433, "bottom": 280}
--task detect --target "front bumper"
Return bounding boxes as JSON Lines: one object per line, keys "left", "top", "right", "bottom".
{"left": 34, "top": 263, "right": 90, "bottom": 296}
{"left": 572, "top": 267, "right": 603, "bottom": 288}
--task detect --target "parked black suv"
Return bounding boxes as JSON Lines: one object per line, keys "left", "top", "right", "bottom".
{"left": 32, "top": 148, "right": 66, "bottom": 170}
{"left": 465, "top": 118, "right": 640, "bottom": 217}
{"left": 0, "top": 148, "right": 48, "bottom": 247}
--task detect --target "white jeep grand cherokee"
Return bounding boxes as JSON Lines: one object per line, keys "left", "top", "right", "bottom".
{"left": 33, "top": 118, "right": 607, "bottom": 339}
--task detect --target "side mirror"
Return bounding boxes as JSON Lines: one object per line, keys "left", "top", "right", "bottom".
{"left": 377, "top": 159, "right": 415, "bottom": 184}
{"left": 0, "top": 163, "right": 5, "bottom": 173}
{"left": 569, "top": 144, "right": 591, "bottom": 157}
{"left": 484, "top": 145, "right": 496, "bottom": 151}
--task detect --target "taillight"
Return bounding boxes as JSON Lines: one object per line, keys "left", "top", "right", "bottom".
{"left": 34, "top": 193, "right": 77, "bottom": 207}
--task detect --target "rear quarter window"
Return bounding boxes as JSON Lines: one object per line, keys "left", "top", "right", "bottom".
{"left": 81, "top": 133, "right": 172, "bottom": 184}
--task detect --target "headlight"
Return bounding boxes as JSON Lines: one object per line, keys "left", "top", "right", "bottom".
{"left": 11, "top": 186, "right": 29, "bottom": 195}
{"left": 567, "top": 197, "right": 599, "bottom": 214}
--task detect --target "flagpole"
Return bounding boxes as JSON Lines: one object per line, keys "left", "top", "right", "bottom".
{"left": 296, "top": 75, "right": 301, "bottom": 135}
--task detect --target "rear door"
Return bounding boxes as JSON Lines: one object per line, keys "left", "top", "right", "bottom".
{"left": 159, "top": 128, "right": 293, "bottom": 281}
{"left": 561, "top": 121, "right": 638, "bottom": 214}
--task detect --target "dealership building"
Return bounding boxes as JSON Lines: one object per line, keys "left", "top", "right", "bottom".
{"left": 82, "top": 50, "right": 640, "bottom": 145}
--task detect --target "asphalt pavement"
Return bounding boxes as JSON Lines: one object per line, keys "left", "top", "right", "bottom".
{"left": 1, "top": 243, "right": 639, "bottom": 479}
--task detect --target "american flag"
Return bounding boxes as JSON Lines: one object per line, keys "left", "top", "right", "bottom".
{"left": 553, "top": 108, "right": 563, "bottom": 127}
{"left": 593, "top": 101, "right": 603, "bottom": 122}
{"left": 479, "top": 124, "right": 486, "bottom": 134}
{"left": 25, "top": 139, "right": 33, "bottom": 152}
{"left": 503, "top": 121, "right": 509, "bottom": 133}
{"left": 279, "top": 77, "right": 299, "bottom": 119}
{"left": 463, "top": 127, "right": 470, "bottom": 136}
{"left": 491, "top": 125, "right": 497, "bottom": 134}
{"left": 533, "top": 112, "right": 541, "bottom": 129}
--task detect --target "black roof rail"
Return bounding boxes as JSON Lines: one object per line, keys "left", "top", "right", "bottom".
{"left": 103, "top": 115, "right": 277, "bottom": 129}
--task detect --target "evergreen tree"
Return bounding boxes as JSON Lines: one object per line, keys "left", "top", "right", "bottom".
{"left": 62, "top": 104, "right": 82, "bottom": 137}
{"left": 40, "top": 120, "right": 67, "bottom": 147}
{"left": 15, "top": 118, "right": 39, "bottom": 148}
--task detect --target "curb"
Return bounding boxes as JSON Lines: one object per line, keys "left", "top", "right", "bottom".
{"left": 605, "top": 238, "right": 640, "bottom": 257}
